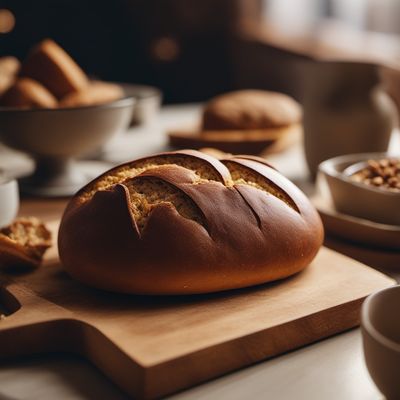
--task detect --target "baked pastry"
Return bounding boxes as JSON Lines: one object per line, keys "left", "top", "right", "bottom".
{"left": 58, "top": 150, "right": 323, "bottom": 295}
{"left": 0, "top": 217, "right": 52, "bottom": 268}
{"left": 202, "top": 90, "right": 302, "bottom": 131}
{"left": 0, "top": 56, "right": 20, "bottom": 77}
{"left": 0, "top": 56, "right": 20, "bottom": 96}
{"left": 169, "top": 90, "right": 302, "bottom": 154}
{"left": 0, "top": 77, "right": 57, "bottom": 108}
{"left": 21, "top": 39, "right": 89, "bottom": 99}
{"left": 59, "top": 81, "right": 124, "bottom": 107}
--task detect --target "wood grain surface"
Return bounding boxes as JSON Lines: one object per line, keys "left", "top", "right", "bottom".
{"left": 0, "top": 199, "right": 394, "bottom": 399}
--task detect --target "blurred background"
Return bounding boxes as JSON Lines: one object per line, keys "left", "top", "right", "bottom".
{"left": 1, "top": 0, "right": 400, "bottom": 103}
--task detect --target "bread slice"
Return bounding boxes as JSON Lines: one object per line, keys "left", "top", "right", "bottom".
{"left": 0, "top": 217, "right": 52, "bottom": 268}
{"left": 21, "top": 39, "right": 88, "bottom": 99}
{"left": 0, "top": 78, "right": 57, "bottom": 109}
{"left": 59, "top": 81, "right": 124, "bottom": 108}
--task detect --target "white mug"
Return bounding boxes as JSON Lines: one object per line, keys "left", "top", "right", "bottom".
{"left": 0, "top": 178, "right": 19, "bottom": 229}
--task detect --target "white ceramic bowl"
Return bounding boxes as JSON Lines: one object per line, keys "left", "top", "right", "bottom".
{"left": 318, "top": 152, "right": 400, "bottom": 225}
{"left": 0, "top": 177, "right": 19, "bottom": 228}
{"left": 362, "top": 285, "right": 400, "bottom": 399}
{"left": 0, "top": 97, "right": 135, "bottom": 196}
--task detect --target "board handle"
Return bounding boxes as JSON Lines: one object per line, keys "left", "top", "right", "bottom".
{"left": 0, "top": 282, "right": 82, "bottom": 361}
{"left": 0, "top": 282, "right": 71, "bottom": 331}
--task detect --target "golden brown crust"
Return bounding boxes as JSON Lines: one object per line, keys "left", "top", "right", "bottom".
{"left": 58, "top": 150, "right": 323, "bottom": 295}
{"left": 59, "top": 81, "right": 124, "bottom": 108}
{"left": 0, "top": 217, "right": 52, "bottom": 268}
{"left": 21, "top": 39, "right": 88, "bottom": 99}
{"left": 202, "top": 90, "right": 302, "bottom": 131}
{"left": 0, "top": 78, "right": 57, "bottom": 109}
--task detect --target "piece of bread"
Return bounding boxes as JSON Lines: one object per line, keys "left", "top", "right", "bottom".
{"left": 58, "top": 150, "right": 323, "bottom": 295}
{"left": 0, "top": 56, "right": 21, "bottom": 97}
{"left": 0, "top": 56, "right": 20, "bottom": 77}
{"left": 0, "top": 77, "right": 57, "bottom": 109}
{"left": 21, "top": 39, "right": 89, "bottom": 99}
{"left": 59, "top": 81, "right": 124, "bottom": 108}
{"left": 202, "top": 90, "right": 302, "bottom": 131}
{"left": 0, "top": 75, "right": 15, "bottom": 98}
{"left": 0, "top": 217, "right": 52, "bottom": 268}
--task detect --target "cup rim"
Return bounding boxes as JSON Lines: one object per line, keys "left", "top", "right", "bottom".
{"left": 362, "top": 285, "right": 400, "bottom": 353}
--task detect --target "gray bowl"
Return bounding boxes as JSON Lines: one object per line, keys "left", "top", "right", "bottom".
{"left": 362, "top": 285, "right": 400, "bottom": 399}
{"left": 121, "top": 83, "right": 162, "bottom": 126}
{"left": 318, "top": 153, "right": 400, "bottom": 226}
{"left": 0, "top": 97, "right": 135, "bottom": 196}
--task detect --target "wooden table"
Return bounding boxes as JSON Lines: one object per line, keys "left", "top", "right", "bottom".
{"left": 0, "top": 104, "right": 396, "bottom": 400}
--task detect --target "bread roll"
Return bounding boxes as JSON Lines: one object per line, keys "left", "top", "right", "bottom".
{"left": 0, "top": 56, "right": 20, "bottom": 96}
{"left": 169, "top": 90, "right": 302, "bottom": 154}
{"left": 21, "top": 39, "right": 88, "bottom": 99}
{"left": 58, "top": 150, "right": 323, "bottom": 295}
{"left": 59, "top": 81, "right": 124, "bottom": 108}
{"left": 202, "top": 90, "right": 302, "bottom": 131}
{"left": 0, "top": 56, "right": 20, "bottom": 76}
{"left": 0, "top": 78, "right": 57, "bottom": 109}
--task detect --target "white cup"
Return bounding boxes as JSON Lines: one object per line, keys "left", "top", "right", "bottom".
{"left": 0, "top": 178, "right": 19, "bottom": 229}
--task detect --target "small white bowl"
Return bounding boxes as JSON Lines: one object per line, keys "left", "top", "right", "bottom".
{"left": 362, "top": 285, "right": 400, "bottom": 399}
{"left": 318, "top": 152, "right": 400, "bottom": 225}
{"left": 0, "top": 97, "right": 135, "bottom": 196}
{"left": 0, "top": 177, "right": 19, "bottom": 228}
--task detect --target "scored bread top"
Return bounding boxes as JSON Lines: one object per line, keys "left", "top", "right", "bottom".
{"left": 59, "top": 149, "right": 323, "bottom": 294}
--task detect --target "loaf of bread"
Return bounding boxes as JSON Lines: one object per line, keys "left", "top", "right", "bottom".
{"left": 21, "top": 39, "right": 89, "bottom": 99}
{"left": 0, "top": 77, "right": 57, "bottom": 109}
{"left": 58, "top": 150, "right": 323, "bottom": 294}
{"left": 169, "top": 90, "right": 302, "bottom": 154}
{"left": 202, "top": 90, "right": 302, "bottom": 131}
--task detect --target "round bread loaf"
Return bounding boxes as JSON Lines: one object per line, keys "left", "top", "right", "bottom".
{"left": 202, "top": 90, "right": 302, "bottom": 131}
{"left": 58, "top": 150, "right": 323, "bottom": 294}
{"left": 170, "top": 90, "right": 302, "bottom": 155}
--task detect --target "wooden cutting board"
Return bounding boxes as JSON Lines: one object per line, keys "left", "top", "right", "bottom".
{"left": 0, "top": 200, "right": 394, "bottom": 399}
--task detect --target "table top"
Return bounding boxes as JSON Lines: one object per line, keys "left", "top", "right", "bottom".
{"left": 0, "top": 104, "right": 395, "bottom": 400}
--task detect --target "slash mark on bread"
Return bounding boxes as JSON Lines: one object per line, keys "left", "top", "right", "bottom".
{"left": 81, "top": 153, "right": 228, "bottom": 202}
{"left": 124, "top": 176, "right": 207, "bottom": 233}
{"left": 222, "top": 160, "right": 299, "bottom": 212}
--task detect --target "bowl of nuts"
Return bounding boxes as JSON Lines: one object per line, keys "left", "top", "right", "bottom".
{"left": 318, "top": 153, "right": 400, "bottom": 225}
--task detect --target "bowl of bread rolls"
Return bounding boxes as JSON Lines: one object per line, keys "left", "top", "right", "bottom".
{"left": 169, "top": 90, "right": 302, "bottom": 155}
{"left": 0, "top": 39, "right": 136, "bottom": 196}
